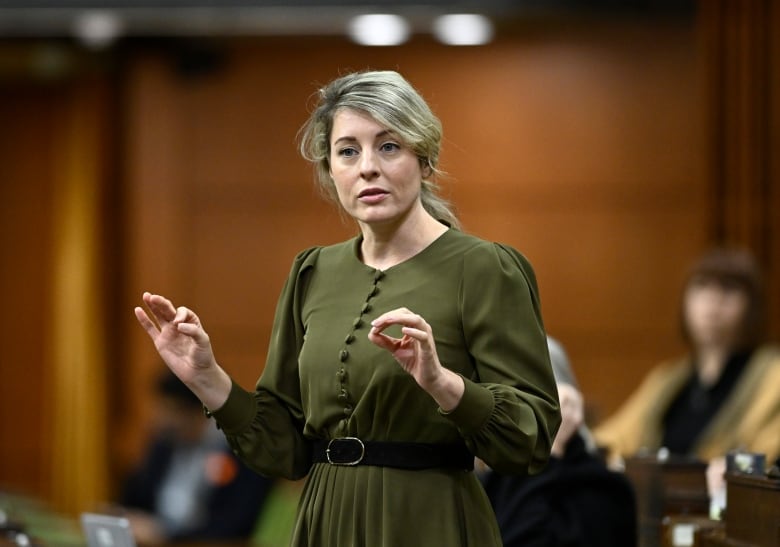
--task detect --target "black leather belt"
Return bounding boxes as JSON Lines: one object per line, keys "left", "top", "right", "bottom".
{"left": 312, "top": 437, "right": 474, "bottom": 471}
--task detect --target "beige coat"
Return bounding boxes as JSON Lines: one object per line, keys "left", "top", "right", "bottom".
{"left": 594, "top": 345, "right": 780, "bottom": 464}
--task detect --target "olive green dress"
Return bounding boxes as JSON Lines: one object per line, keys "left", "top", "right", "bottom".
{"left": 212, "top": 228, "right": 560, "bottom": 547}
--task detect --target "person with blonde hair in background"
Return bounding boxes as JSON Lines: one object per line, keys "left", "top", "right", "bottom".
{"left": 135, "top": 70, "right": 560, "bottom": 546}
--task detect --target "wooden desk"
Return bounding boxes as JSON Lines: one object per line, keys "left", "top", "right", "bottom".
{"left": 625, "top": 455, "right": 710, "bottom": 547}
{"left": 695, "top": 472, "right": 780, "bottom": 547}
{"left": 722, "top": 472, "right": 780, "bottom": 546}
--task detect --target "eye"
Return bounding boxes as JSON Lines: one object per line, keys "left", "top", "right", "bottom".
{"left": 337, "top": 147, "right": 359, "bottom": 158}
{"left": 379, "top": 142, "right": 401, "bottom": 153}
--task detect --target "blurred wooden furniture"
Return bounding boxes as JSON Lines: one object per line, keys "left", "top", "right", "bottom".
{"left": 633, "top": 466, "right": 780, "bottom": 546}
{"left": 694, "top": 472, "right": 780, "bottom": 547}
{"left": 662, "top": 515, "right": 723, "bottom": 547}
{"left": 625, "top": 454, "right": 710, "bottom": 547}
{"left": 721, "top": 472, "right": 780, "bottom": 546}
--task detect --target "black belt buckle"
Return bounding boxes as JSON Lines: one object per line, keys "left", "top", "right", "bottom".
{"left": 326, "top": 437, "right": 365, "bottom": 466}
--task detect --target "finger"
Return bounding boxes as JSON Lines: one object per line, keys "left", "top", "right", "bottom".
{"left": 367, "top": 328, "right": 401, "bottom": 351}
{"left": 176, "top": 321, "right": 210, "bottom": 345}
{"left": 134, "top": 306, "right": 161, "bottom": 337}
{"left": 371, "top": 309, "right": 426, "bottom": 332}
{"left": 138, "top": 294, "right": 162, "bottom": 331}
{"left": 173, "top": 306, "right": 194, "bottom": 325}
{"left": 143, "top": 292, "right": 177, "bottom": 324}
{"left": 400, "top": 326, "right": 429, "bottom": 342}
{"left": 370, "top": 307, "right": 415, "bottom": 326}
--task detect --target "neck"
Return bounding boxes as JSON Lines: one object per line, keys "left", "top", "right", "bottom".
{"left": 359, "top": 210, "right": 447, "bottom": 270}
{"left": 695, "top": 345, "right": 730, "bottom": 387}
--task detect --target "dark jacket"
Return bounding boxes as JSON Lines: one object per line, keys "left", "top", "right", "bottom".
{"left": 480, "top": 434, "right": 637, "bottom": 547}
{"left": 120, "top": 434, "right": 274, "bottom": 541}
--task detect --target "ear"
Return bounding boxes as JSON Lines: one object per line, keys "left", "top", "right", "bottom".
{"left": 420, "top": 158, "right": 433, "bottom": 178}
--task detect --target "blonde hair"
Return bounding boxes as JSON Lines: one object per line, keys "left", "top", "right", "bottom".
{"left": 298, "top": 70, "right": 459, "bottom": 229}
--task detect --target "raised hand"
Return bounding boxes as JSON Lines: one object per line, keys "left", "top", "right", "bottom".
{"left": 368, "top": 307, "right": 464, "bottom": 411}
{"left": 134, "top": 292, "right": 231, "bottom": 410}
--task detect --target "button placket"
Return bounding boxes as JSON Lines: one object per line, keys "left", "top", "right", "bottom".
{"left": 334, "top": 269, "right": 384, "bottom": 433}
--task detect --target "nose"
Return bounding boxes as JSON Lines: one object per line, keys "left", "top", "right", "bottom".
{"left": 359, "top": 149, "right": 379, "bottom": 180}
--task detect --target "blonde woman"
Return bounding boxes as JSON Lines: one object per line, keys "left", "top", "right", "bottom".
{"left": 136, "top": 70, "right": 560, "bottom": 546}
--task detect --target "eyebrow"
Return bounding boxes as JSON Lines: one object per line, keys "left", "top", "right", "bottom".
{"left": 333, "top": 129, "right": 393, "bottom": 146}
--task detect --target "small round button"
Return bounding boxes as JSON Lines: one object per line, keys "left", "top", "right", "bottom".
{"left": 339, "top": 349, "right": 349, "bottom": 362}
{"left": 344, "top": 334, "right": 355, "bottom": 344}
{"left": 361, "top": 302, "right": 371, "bottom": 313}
{"left": 343, "top": 405, "right": 353, "bottom": 416}
{"left": 352, "top": 318, "right": 363, "bottom": 329}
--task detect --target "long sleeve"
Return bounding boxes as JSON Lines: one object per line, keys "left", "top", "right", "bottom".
{"left": 211, "top": 247, "right": 321, "bottom": 480}
{"left": 442, "top": 242, "right": 560, "bottom": 475}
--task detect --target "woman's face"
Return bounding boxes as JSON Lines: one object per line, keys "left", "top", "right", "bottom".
{"left": 328, "top": 108, "right": 425, "bottom": 229}
{"left": 684, "top": 278, "right": 749, "bottom": 349}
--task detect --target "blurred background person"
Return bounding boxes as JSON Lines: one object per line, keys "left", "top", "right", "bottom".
{"left": 593, "top": 247, "right": 780, "bottom": 499}
{"left": 479, "top": 337, "right": 637, "bottom": 547}
{"left": 116, "top": 370, "right": 275, "bottom": 544}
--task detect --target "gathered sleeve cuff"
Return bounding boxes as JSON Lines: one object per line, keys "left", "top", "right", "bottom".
{"left": 210, "top": 380, "right": 257, "bottom": 434}
{"left": 438, "top": 376, "right": 494, "bottom": 434}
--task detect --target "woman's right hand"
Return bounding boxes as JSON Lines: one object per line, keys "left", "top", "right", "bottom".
{"left": 135, "top": 292, "right": 231, "bottom": 410}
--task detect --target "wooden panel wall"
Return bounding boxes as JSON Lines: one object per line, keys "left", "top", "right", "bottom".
{"left": 700, "top": 0, "right": 780, "bottom": 337}
{"left": 118, "top": 18, "right": 705, "bottom": 473}
{"left": 0, "top": 85, "right": 57, "bottom": 499}
{"left": 0, "top": 74, "right": 114, "bottom": 513}
{"left": 5, "top": 8, "right": 780, "bottom": 513}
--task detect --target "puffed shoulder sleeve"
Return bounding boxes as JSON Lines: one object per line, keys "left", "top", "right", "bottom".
{"left": 444, "top": 242, "right": 561, "bottom": 475}
{"left": 210, "top": 246, "right": 320, "bottom": 480}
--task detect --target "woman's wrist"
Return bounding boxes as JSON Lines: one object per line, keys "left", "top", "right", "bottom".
{"left": 424, "top": 368, "right": 465, "bottom": 413}
{"left": 185, "top": 364, "right": 233, "bottom": 412}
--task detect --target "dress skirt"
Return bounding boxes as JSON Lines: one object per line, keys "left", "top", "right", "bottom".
{"left": 290, "top": 463, "right": 503, "bottom": 546}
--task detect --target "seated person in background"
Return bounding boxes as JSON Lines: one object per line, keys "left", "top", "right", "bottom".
{"left": 117, "top": 370, "right": 275, "bottom": 544}
{"left": 593, "top": 247, "right": 780, "bottom": 493}
{"left": 479, "top": 337, "right": 637, "bottom": 547}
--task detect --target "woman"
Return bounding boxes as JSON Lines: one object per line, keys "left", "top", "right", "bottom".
{"left": 594, "top": 247, "right": 780, "bottom": 467}
{"left": 135, "top": 70, "right": 560, "bottom": 546}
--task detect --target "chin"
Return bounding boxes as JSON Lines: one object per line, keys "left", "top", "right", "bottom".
{"left": 356, "top": 210, "right": 401, "bottom": 226}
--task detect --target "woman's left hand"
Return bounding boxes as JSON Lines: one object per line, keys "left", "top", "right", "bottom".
{"left": 368, "top": 307, "right": 464, "bottom": 411}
